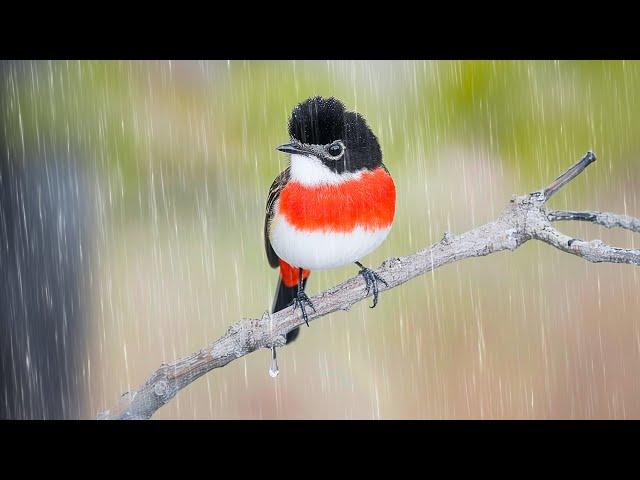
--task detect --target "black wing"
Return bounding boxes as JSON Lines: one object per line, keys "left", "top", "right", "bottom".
{"left": 264, "top": 167, "right": 290, "bottom": 268}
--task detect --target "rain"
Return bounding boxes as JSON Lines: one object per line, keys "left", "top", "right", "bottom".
{"left": 1, "top": 60, "right": 639, "bottom": 419}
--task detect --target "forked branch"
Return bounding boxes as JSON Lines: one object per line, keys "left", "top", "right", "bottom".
{"left": 99, "top": 151, "right": 640, "bottom": 420}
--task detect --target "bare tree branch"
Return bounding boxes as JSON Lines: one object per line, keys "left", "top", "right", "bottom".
{"left": 548, "top": 210, "right": 640, "bottom": 234}
{"left": 98, "top": 151, "right": 640, "bottom": 420}
{"left": 543, "top": 150, "right": 596, "bottom": 200}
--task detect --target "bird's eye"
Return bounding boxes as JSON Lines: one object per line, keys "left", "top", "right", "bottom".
{"left": 327, "top": 143, "right": 343, "bottom": 157}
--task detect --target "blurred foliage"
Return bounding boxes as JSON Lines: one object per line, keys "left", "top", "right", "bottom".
{"left": 3, "top": 60, "right": 640, "bottom": 193}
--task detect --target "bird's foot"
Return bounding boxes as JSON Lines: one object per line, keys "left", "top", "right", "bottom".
{"left": 293, "top": 291, "right": 315, "bottom": 326}
{"left": 356, "top": 262, "right": 388, "bottom": 308}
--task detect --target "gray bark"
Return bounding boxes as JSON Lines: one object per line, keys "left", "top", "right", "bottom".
{"left": 548, "top": 210, "right": 640, "bottom": 234}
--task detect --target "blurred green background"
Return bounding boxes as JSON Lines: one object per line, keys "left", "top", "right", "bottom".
{"left": 2, "top": 60, "right": 640, "bottom": 418}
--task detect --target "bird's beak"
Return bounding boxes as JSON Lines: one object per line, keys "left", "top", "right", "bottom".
{"left": 276, "top": 142, "right": 306, "bottom": 155}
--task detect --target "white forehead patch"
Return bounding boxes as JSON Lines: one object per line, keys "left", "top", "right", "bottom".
{"left": 289, "top": 154, "right": 363, "bottom": 186}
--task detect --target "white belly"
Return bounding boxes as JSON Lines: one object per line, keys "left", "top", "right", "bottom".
{"left": 270, "top": 215, "right": 391, "bottom": 270}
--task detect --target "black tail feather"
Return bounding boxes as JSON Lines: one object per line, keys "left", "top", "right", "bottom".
{"left": 272, "top": 277, "right": 307, "bottom": 344}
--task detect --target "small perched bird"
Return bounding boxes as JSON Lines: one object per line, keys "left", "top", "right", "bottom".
{"left": 264, "top": 96, "right": 396, "bottom": 343}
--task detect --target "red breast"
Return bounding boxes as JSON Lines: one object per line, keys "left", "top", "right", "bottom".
{"left": 279, "top": 259, "right": 310, "bottom": 287}
{"left": 277, "top": 166, "right": 396, "bottom": 233}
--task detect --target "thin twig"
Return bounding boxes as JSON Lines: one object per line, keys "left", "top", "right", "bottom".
{"left": 98, "top": 151, "right": 639, "bottom": 420}
{"left": 548, "top": 210, "right": 640, "bottom": 234}
{"left": 543, "top": 150, "right": 596, "bottom": 200}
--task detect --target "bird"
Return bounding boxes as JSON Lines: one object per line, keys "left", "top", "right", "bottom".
{"left": 264, "top": 96, "right": 396, "bottom": 344}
